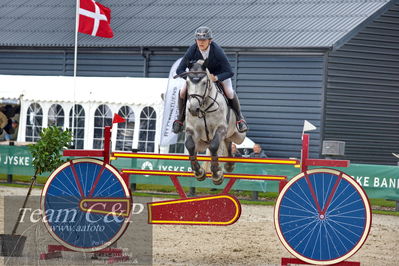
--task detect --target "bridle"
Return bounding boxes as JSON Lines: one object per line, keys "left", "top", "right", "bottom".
{"left": 188, "top": 76, "right": 220, "bottom": 119}
{"left": 175, "top": 71, "right": 220, "bottom": 118}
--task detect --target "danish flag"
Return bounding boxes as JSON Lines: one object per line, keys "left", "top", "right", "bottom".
{"left": 78, "top": 0, "right": 114, "bottom": 38}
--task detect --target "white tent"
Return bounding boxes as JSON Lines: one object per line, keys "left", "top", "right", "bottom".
{"left": 0, "top": 75, "right": 168, "bottom": 151}
{"left": 0, "top": 75, "right": 167, "bottom": 106}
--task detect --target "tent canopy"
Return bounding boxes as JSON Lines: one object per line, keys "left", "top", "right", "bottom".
{"left": 0, "top": 75, "right": 168, "bottom": 106}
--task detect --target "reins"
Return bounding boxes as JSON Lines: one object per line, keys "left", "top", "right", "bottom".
{"left": 173, "top": 71, "right": 207, "bottom": 79}
{"left": 191, "top": 78, "right": 220, "bottom": 118}
{"left": 198, "top": 79, "right": 220, "bottom": 142}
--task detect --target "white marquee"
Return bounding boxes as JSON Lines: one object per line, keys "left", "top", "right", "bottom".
{"left": 0, "top": 75, "right": 168, "bottom": 151}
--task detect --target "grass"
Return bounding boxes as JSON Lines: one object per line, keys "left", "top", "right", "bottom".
{"left": 1, "top": 176, "right": 398, "bottom": 213}
{"left": 372, "top": 210, "right": 399, "bottom": 216}
{"left": 0, "top": 182, "right": 43, "bottom": 189}
{"left": 0, "top": 174, "right": 48, "bottom": 185}
{"left": 369, "top": 198, "right": 396, "bottom": 208}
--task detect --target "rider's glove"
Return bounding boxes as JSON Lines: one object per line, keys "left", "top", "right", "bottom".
{"left": 209, "top": 74, "right": 218, "bottom": 82}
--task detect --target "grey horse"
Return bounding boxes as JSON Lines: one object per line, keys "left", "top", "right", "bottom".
{"left": 177, "top": 60, "right": 246, "bottom": 185}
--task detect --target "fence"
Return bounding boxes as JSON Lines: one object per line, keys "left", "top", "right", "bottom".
{"left": 1, "top": 144, "right": 398, "bottom": 200}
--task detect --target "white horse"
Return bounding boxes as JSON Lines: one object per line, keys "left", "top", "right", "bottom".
{"left": 177, "top": 60, "right": 246, "bottom": 185}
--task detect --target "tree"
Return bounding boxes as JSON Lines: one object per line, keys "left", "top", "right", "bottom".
{"left": 11, "top": 126, "right": 72, "bottom": 235}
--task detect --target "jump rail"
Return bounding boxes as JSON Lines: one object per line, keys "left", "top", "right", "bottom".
{"left": 113, "top": 152, "right": 300, "bottom": 165}
{"left": 121, "top": 169, "right": 286, "bottom": 181}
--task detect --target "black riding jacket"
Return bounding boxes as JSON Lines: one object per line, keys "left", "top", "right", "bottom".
{"left": 176, "top": 42, "right": 234, "bottom": 82}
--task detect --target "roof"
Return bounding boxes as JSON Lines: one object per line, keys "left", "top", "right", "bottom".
{"left": 0, "top": 0, "right": 394, "bottom": 48}
{"left": 0, "top": 75, "right": 168, "bottom": 106}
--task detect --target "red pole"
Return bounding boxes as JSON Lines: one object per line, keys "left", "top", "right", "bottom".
{"left": 278, "top": 179, "right": 288, "bottom": 193}
{"left": 170, "top": 176, "right": 187, "bottom": 198}
{"left": 222, "top": 179, "right": 236, "bottom": 194}
{"left": 104, "top": 126, "right": 111, "bottom": 164}
{"left": 301, "top": 134, "right": 309, "bottom": 172}
{"left": 121, "top": 172, "right": 130, "bottom": 187}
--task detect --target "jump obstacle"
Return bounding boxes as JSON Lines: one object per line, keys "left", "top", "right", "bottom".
{"left": 40, "top": 125, "right": 371, "bottom": 265}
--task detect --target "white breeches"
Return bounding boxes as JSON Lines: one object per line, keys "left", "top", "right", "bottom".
{"left": 179, "top": 78, "right": 235, "bottom": 99}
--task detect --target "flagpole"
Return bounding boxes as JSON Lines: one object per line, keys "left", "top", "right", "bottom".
{"left": 72, "top": 0, "right": 80, "bottom": 146}
{"left": 74, "top": 0, "right": 79, "bottom": 78}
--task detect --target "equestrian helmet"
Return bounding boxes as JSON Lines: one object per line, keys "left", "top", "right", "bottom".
{"left": 195, "top": 26, "right": 213, "bottom": 40}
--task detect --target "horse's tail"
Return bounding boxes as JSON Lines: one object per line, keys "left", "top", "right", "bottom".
{"left": 202, "top": 140, "right": 229, "bottom": 173}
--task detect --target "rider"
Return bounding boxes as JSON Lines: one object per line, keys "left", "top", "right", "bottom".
{"left": 172, "top": 26, "right": 248, "bottom": 134}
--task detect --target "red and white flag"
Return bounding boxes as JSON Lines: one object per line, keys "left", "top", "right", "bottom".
{"left": 78, "top": 0, "right": 114, "bottom": 38}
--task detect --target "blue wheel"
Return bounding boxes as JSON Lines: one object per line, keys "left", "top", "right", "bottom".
{"left": 41, "top": 158, "right": 132, "bottom": 252}
{"left": 274, "top": 168, "right": 371, "bottom": 265}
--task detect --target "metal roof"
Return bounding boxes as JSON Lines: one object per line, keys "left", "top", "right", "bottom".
{"left": 0, "top": 0, "right": 394, "bottom": 48}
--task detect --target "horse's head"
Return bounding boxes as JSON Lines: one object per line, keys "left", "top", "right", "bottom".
{"left": 186, "top": 60, "right": 212, "bottom": 117}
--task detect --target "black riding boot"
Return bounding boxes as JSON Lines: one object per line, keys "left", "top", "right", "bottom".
{"left": 172, "top": 96, "right": 186, "bottom": 133}
{"left": 229, "top": 93, "right": 248, "bottom": 133}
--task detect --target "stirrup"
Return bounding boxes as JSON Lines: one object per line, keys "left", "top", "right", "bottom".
{"left": 236, "top": 119, "right": 248, "bottom": 133}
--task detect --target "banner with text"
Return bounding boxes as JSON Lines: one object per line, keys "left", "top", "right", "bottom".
{"left": 160, "top": 58, "right": 184, "bottom": 146}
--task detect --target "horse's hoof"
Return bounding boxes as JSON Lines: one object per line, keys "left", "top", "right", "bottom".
{"left": 195, "top": 168, "right": 206, "bottom": 181}
{"left": 212, "top": 171, "right": 224, "bottom": 185}
{"left": 224, "top": 163, "right": 235, "bottom": 173}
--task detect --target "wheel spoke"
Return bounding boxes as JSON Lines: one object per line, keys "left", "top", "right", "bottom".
{"left": 329, "top": 218, "right": 363, "bottom": 235}
{"left": 48, "top": 178, "right": 80, "bottom": 200}
{"left": 324, "top": 222, "right": 339, "bottom": 259}
{"left": 326, "top": 221, "right": 355, "bottom": 250}
{"left": 312, "top": 222, "right": 322, "bottom": 259}
{"left": 327, "top": 198, "right": 362, "bottom": 215}
{"left": 298, "top": 220, "right": 319, "bottom": 253}
{"left": 280, "top": 215, "right": 314, "bottom": 226}
{"left": 60, "top": 170, "right": 81, "bottom": 196}
{"left": 91, "top": 170, "right": 114, "bottom": 196}
{"left": 284, "top": 218, "right": 317, "bottom": 237}
{"left": 328, "top": 182, "right": 351, "bottom": 210}
{"left": 291, "top": 182, "right": 318, "bottom": 213}
{"left": 283, "top": 196, "right": 317, "bottom": 215}
{"left": 328, "top": 208, "right": 366, "bottom": 218}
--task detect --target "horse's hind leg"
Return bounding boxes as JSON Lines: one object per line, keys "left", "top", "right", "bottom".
{"left": 209, "top": 127, "right": 226, "bottom": 185}
{"left": 224, "top": 140, "right": 235, "bottom": 173}
{"left": 185, "top": 132, "right": 206, "bottom": 181}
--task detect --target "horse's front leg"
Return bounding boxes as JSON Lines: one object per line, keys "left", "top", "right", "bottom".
{"left": 185, "top": 131, "right": 206, "bottom": 181}
{"left": 209, "top": 126, "right": 227, "bottom": 185}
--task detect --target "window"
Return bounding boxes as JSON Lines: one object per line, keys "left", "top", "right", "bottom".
{"left": 115, "top": 106, "right": 135, "bottom": 151}
{"left": 93, "top": 104, "right": 112, "bottom": 149}
{"left": 25, "top": 103, "right": 43, "bottom": 142}
{"left": 69, "top": 105, "right": 85, "bottom": 149}
{"left": 168, "top": 133, "right": 186, "bottom": 154}
{"left": 48, "top": 104, "right": 64, "bottom": 127}
{"left": 138, "top": 107, "right": 156, "bottom": 152}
